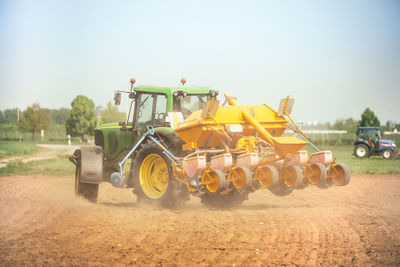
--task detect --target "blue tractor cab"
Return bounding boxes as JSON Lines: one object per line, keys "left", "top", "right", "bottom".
{"left": 354, "top": 127, "right": 396, "bottom": 159}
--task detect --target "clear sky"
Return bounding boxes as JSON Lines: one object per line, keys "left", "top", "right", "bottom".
{"left": 1, "top": 0, "right": 399, "bottom": 124}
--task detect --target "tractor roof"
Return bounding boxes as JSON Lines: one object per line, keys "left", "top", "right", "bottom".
{"left": 134, "top": 85, "right": 213, "bottom": 95}
{"left": 358, "top": 126, "right": 381, "bottom": 130}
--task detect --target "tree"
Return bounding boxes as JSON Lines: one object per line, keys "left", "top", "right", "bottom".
{"left": 3, "top": 108, "right": 18, "bottom": 124}
{"left": 329, "top": 117, "right": 358, "bottom": 133}
{"left": 47, "top": 108, "right": 71, "bottom": 124}
{"left": 0, "top": 111, "right": 4, "bottom": 123}
{"left": 382, "top": 120, "right": 400, "bottom": 132}
{"left": 359, "top": 108, "right": 380, "bottom": 127}
{"left": 65, "top": 95, "right": 96, "bottom": 141}
{"left": 100, "top": 101, "right": 126, "bottom": 124}
{"left": 18, "top": 103, "right": 50, "bottom": 140}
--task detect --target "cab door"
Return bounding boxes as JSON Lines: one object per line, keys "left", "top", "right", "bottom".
{"left": 133, "top": 93, "right": 168, "bottom": 135}
{"left": 366, "top": 129, "right": 379, "bottom": 151}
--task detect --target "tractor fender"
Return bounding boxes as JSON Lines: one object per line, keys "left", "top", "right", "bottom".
{"left": 354, "top": 140, "right": 371, "bottom": 150}
{"left": 79, "top": 145, "right": 104, "bottom": 184}
{"left": 153, "top": 129, "right": 185, "bottom": 155}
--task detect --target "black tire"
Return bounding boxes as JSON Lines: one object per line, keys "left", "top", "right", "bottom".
{"left": 75, "top": 154, "right": 99, "bottom": 203}
{"left": 382, "top": 149, "right": 394, "bottom": 159}
{"left": 132, "top": 139, "right": 188, "bottom": 208}
{"left": 200, "top": 191, "right": 249, "bottom": 209}
{"left": 354, "top": 144, "right": 369, "bottom": 158}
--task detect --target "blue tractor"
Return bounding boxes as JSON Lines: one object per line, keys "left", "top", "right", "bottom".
{"left": 354, "top": 127, "right": 396, "bottom": 159}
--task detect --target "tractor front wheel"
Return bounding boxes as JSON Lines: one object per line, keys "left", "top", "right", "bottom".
{"left": 382, "top": 149, "right": 394, "bottom": 159}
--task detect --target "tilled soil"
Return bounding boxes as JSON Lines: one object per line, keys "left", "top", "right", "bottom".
{"left": 1, "top": 174, "right": 400, "bottom": 266}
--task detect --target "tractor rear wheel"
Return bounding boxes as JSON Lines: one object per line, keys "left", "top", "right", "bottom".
{"left": 354, "top": 144, "right": 369, "bottom": 158}
{"left": 74, "top": 152, "right": 99, "bottom": 202}
{"left": 132, "top": 139, "right": 188, "bottom": 208}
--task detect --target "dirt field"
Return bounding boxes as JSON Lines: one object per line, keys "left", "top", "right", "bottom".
{"left": 1, "top": 175, "right": 400, "bottom": 266}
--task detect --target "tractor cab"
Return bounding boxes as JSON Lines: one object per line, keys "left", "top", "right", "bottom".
{"left": 358, "top": 127, "right": 381, "bottom": 148}
{"left": 354, "top": 127, "right": 396, "bottom": 159}
{"left": 131, "top": 86, "right": 216, "bottom": 133}
{"left": 96, "top": 78, "right": 216, "bottom": 161}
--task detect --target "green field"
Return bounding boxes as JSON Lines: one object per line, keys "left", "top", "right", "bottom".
{"left": 0, "top": 155, "right": 75, "bottom": 177}
{"left": 0, "top": 141, "right": 39, "bottom": 159}
{"left": 0, "top": 123, "right": 87, "bottom": 145}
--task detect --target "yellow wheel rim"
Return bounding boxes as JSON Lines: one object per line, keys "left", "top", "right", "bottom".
{"left": 205, "top": 171, "right": 219, "bottom": 193}
{"left": 332, "top": 165, "right": 345, "bottom": 185}
{"left": 255, "top": 166, "right": 273, "bottom": 188}
{"left": 283, "top": 166, "right": 297, "bottom": 187}
{"left": 309, "top": 164, "right": 322, "bottom": 185}
{"left": 230, "top": 167, "right": 247, "bottom": 189}
{"left": 139, "top": 154, "right": 169, "bottom": 199}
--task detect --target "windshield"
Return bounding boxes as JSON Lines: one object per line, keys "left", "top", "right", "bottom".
{"left": 360, "top": 129, "right": 381, "bottom": 140}
{"left": 173, "top": 94, "right": 210, "bottom": 119}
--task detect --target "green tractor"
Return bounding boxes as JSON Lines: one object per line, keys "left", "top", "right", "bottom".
{"left": 70, "top": 78, "right": 218, "bottom": 206}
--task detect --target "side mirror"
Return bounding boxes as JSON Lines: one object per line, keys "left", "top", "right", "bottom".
{"left": 114, "top": 92, "right": 121, "bottom": 105}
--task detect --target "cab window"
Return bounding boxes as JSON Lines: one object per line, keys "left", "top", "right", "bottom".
{"left": 136, "top": 93, "right": 154, "bottom": 128}
{"left": 154, "top": 94, "right": 167, "bottom": 126}
{"left": 173, "top": 94, "right": 209, "bottom": 119}
{"left": 135, "top": 93, "right": 168, "bottom": 130}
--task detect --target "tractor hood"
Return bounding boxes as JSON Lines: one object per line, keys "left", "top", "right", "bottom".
{"left": 96, "top": 122, "right": 119, "bottom": 130}
{"left": 380, "top": 139, "right": 396, "bottom": 147}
